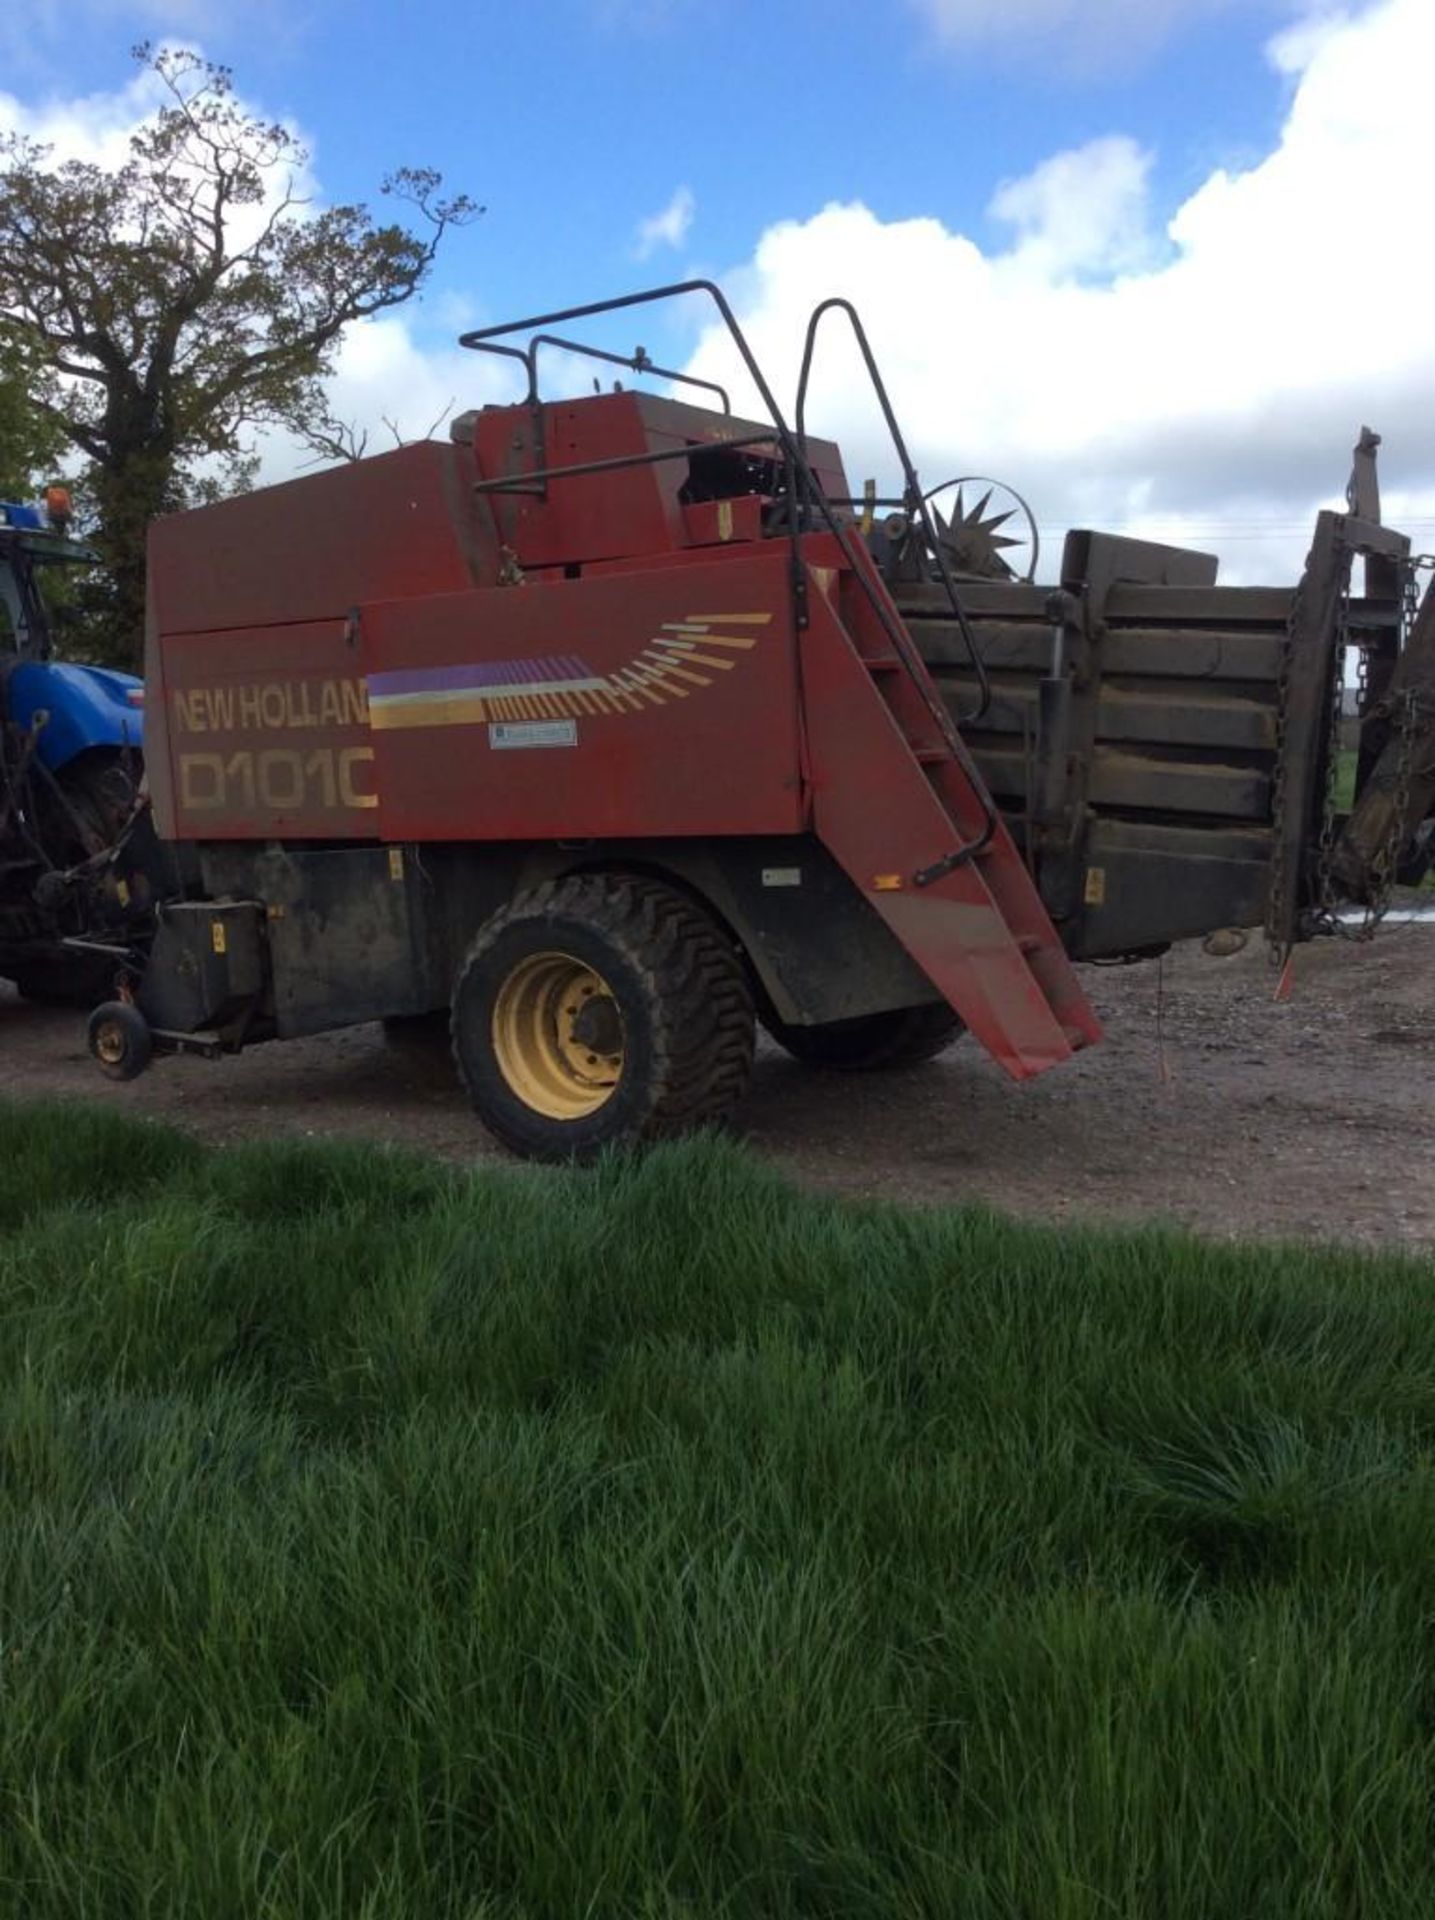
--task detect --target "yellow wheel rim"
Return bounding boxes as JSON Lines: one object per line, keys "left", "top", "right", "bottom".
{"left": 490, "top": 951, "right": 624, "bottom": 1120}
{"left": 94, "top": 1020, "right": 128, "bottom": 1067}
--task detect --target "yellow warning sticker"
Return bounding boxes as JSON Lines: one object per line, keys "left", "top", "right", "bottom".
{"left": 388, "top": 848, "right": 404, "bottom": 881}
{"left": 1084, "top": 867, "right": 1107, "bottom": 906}
{"left": 211, "top": 920, "right": 227, "bottom": 954}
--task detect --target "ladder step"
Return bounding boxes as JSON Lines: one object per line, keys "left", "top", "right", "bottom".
{"left": 801, "top": 584, "right": 1105, "bottom": 1078}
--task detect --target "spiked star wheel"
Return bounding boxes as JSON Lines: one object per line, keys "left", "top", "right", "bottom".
{"left": 923, "top": 475, "right": 1039, "bottom": 583}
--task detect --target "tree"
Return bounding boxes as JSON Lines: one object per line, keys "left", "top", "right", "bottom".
{"left": 0, "top": 362, "right": 64, "bottom": 501}
{"left": 0, "top": 44, "right": 479, "bottom": 666}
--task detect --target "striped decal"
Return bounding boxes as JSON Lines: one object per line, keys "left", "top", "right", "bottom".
{"left": 368, "top": 613, "right": 772, "bottom": 732}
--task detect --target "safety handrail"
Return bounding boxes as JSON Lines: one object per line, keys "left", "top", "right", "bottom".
{"left": 459, "top": 281, "right": 998, "bottom": 878}
{"left": 461, "top": 281, "right": 807, "bottom": 621}
{"left": 525, "top": 336, "right": 730, "bottom": 413}
{"left": 794, "top": 297, "right": 993, "bottom": 726}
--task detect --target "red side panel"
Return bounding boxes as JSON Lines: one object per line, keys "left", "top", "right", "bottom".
{"left": 146, "top": 441, "right": 490, "bottom": 637}
{"left": 468, "top": 391, "right": 852, "bottom": 572}
{"left": 474, "top": 394, "right": 676, "bottom": 569}
{"left": 362, "top": 552, "right": 806, "bottom": 843}
{"left": 145, "top": 441, "right": 492, "bottom": 839}
{"left": 155, "top": 619, "right": 376, "bottom": 841}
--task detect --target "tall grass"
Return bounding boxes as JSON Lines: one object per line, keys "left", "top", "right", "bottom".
{"left": 2, "top": 1097, "right": 1434, "bottom": 1917}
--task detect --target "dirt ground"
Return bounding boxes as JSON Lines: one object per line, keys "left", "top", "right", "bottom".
{"left": 3, "top": 927, "right": 1432, "bottom": 1249}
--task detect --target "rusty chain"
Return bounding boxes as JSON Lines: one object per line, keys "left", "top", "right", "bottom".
{"left": 1311, "top": 579, "right": 1351, "bottom": 933}
{"left": 1362, "top": 685, "right": 1418, "bottom": 930}
{"left": 1357, "top": 552, "right": 1431, "bottom": 931}
{"left": 1324, "top": 551, "right": 1429, "bottom": 938}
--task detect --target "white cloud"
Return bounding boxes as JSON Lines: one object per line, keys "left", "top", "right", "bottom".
{"left": 634, "top": 185, "right": 695, "bottom": 260}
{"left": 0, "top": 63, "right": 172, "bottom": 171}
{"left": 683, "top": 0, "right": 1435, "bottom": 582}
{"left": 989, "top": 135, "right": 1154, "bottom": 279}
{"left": 254, "top": 317, "right": 523, "bottom": 484}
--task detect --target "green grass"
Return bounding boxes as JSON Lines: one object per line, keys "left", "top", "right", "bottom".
{"left": 1335, "top": 747, "right": 1359, "bottom": 813}
{"left": 3, "top": 1099, "right": 1435, "bottom": 1917}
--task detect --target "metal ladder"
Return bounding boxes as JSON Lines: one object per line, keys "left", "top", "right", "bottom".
{"left": 461, "top": 280, "right": 1102, "bottom": 1077}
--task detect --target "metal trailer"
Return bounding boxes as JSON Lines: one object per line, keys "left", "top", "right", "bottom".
{"left": 81, "top": 283, "right": 1433, "bottom": 1159}
{"left": 0, "top": 496, "right": 150, "bottom": 1000}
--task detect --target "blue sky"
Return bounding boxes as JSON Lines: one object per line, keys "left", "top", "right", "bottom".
{"left": 258, "top": 0, "right": 1291, "bottom": 340}
{"left": 4, "top": 1, "right": 1296, "bottom": 354}
{"left": 3, "top": 0, "right": 1434, "bottom": 577}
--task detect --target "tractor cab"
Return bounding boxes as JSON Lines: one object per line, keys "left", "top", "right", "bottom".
{"left": 0, "top": 491, "right": 94, "bottom": 657}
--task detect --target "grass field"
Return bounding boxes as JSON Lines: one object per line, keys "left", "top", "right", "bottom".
{"left": 3, "top": 1099, "right": 1435, "bottom": 1917}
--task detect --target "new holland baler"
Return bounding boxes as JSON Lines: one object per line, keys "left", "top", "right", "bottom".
{"left": 82, "top": 283, "right": 1433, "bottom": 1159}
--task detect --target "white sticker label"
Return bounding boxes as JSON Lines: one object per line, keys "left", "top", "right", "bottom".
{"left": 761, "top": 867, "right": 803, "bottom": 888}
{"left": 488, "top": 720, "right": 578, "bottom": 751}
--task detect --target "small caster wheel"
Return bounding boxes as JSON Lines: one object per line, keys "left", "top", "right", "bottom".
{"left": 87, "top": 1001, "right": 153, "bottom": 1081}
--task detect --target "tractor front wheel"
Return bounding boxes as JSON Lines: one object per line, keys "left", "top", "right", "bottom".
{"left": 451, "top": 874, "right": 755, "bottom": 1161}
{"left": 763, "top": 1003, "right": 962, "bottom": 1071}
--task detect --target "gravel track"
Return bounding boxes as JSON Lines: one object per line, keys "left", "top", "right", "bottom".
{"left": 4, "top": 928, "right": 1432, "bottom": 1248}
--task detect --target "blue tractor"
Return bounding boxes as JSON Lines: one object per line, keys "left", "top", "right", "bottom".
{"left": 0, "top": 493, "right": 147, "bottom": 1000}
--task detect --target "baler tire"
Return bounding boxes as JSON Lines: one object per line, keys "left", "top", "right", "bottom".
{"left": 87, "top": 1001, "right": 153, "bottom": 1081}
{"left": 763, "top": 1003, "right": 963, "bottom": 1072}
{"left": 451, "top": 873, "right": 755, "bottom": 1162}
